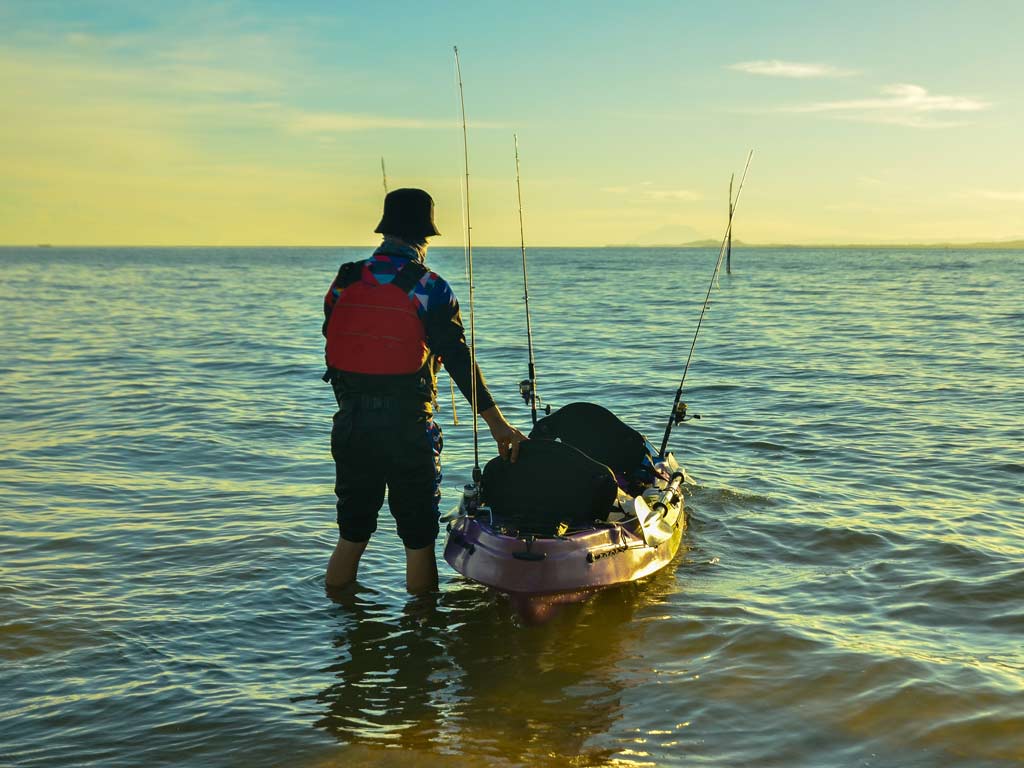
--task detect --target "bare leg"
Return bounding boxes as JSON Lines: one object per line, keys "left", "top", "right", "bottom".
{"left": 404, "top": 545, "right": 438, "bottom": 595}
{"left": 326, "top": 537, "right": 368, "bottom": 589}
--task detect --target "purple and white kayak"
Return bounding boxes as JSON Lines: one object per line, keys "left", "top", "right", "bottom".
{"left": 443, "top": 456, "right": 690, "bottom": 622}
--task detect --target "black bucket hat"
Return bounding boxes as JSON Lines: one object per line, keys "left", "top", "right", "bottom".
{"left": 374, "top": 188, "right": 441, "bottom": 240}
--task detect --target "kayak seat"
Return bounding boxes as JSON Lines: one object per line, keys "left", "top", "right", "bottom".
{"left": 481, "top": 438, "right": 618, "bottom": 536}
{"left": 529, "top": 402, "right": 649, "bottom": 480}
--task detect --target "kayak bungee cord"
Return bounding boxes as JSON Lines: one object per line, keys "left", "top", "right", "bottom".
{"left": 513, "top": 133, "right": 550, "bottom": 426}
{"left": 453, "top": 45, "right": 480, "bottom": 482}
{"left": 658, "top": 150, "right": 754, "bottom": 460}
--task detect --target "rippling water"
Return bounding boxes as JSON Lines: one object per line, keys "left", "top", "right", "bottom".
{"left": 1, "top": 246, "right": 1022, "bottom": 767}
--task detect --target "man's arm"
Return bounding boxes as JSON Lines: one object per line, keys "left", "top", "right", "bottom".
{"left": 425, "top": 280, "right": 526, "bottom": 461}
{"left": 480, "top": 404, "right": 526, "bottom": 462}
{"left": 424, "top": 286, "right": 496, "bottom": 413}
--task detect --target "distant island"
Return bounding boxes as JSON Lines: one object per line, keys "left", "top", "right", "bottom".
{"left": 605, "top": 239, "right": 1024, "bottom": 250}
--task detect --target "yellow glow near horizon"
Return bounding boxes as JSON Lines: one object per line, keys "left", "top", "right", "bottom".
{"left": 2, "top": 4, "right": 1022, "bottom": 247}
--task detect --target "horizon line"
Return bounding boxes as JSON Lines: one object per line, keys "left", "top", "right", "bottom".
{"left": 5, "top": 240, "right": 1024, "bottom": 250}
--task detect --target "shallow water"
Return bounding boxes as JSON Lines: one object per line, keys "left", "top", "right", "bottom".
{"left": 1, "top": 245, "right": 1022, "bottom": 767}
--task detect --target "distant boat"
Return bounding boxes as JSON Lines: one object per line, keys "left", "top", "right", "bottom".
{"left": 37, "top": 244, "right": 52, "bottom": 248}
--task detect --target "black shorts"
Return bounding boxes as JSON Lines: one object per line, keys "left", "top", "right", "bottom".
{"left": 330, "top": 396, "right": 443, "bottom": 549}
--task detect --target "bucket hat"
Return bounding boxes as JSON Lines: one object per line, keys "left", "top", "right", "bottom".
{"left": 374, "top": 188, "right": 441, "bottom": 240}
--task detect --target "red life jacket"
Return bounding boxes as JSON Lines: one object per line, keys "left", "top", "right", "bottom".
{"left": 324, "top": 260, "right": 430, "bottom": 375}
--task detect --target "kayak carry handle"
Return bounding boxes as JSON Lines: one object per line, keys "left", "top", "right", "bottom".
{"left": 513, "top": 535, "right": 547, "bottom": 561}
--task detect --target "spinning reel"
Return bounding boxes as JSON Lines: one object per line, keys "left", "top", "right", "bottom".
{"left": 672, "top": 401, "right": 701, "bottom": 425}
{"left": 519, "top": 379, "right": 552, "bottom": 415}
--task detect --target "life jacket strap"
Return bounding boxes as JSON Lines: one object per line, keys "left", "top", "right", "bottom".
{"left": 389, "top": 260, "right": 428, "bottom": 293}
{"left": 335, "top": 260, "right": 363, "bottom": 288}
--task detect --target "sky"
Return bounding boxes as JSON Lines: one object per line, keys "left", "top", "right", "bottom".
{"left": 1, "top": 0, "right": 1022, "bottom": 246}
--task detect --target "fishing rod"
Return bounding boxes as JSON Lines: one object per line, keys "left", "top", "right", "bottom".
{"left": 513, "top": 134, "right": 550, "bottom": 426}
{"left": 453, "top": 45, "right": 481, "bottom": 482}
{"left": 381, "top": 156, "right": 388, "bottom": 195}
{"left": 658, "top": 150, "right": 754, "bottom": 459}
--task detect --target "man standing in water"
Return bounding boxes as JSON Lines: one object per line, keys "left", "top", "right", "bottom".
{"left": 322, "top": 188, "right": 527, "bottom": 594}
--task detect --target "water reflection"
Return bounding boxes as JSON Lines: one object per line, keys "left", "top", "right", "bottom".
{"left": 312, "top": 567, "right": 682, "bottom": 765}
{"left": 312, "top": 586, "right": 451, "bottom": 750}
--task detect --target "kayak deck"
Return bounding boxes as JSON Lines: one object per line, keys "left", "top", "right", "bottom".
{"left": 443, "top": 461, "right": 688, "bottom": 610}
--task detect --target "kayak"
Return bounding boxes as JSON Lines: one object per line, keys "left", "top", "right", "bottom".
{"left": 442, "top": 402, "right": 691, "bottom": 622}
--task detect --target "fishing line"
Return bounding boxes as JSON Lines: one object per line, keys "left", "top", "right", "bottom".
{"left": 658, "top": 150, "right": 754, "bottom": 459}
{"left": 452, "top": 69, "right": 470, "bottom": 286}
{"left": 453, "top": 46, "right": 480, "bottom": 479}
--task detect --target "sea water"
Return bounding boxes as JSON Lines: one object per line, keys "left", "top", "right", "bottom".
{"left": 1, "top": 246, "right": 1021, "bottom": 767}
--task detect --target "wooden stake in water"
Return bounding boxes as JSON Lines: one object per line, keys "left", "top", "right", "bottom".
{"left": 726, "top": 173, "right": 734, "bottom": 275}
{"left": 448, "top": 372, "right": 459, "bottom": 425}
{"left": 659, "top": 150, "right": 753, "bottom": 459}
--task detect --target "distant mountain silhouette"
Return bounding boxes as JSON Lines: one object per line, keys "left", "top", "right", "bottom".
{"left": 604, "top": 238, "right": 746, "bottom": 248}
{"left": 678, "top": 238, "right": 745, "bottom": 247}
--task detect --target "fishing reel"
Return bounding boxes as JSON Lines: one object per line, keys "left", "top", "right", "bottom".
{"left": 672, "top": 401, "right": 701, "bottom": 425}
{"left": 519, "top": 379, "right": 552, "bottom": 415}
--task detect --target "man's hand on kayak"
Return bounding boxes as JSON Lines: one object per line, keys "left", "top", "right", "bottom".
{"left": 480, "top": 406, "right": 528, "bottom": 462}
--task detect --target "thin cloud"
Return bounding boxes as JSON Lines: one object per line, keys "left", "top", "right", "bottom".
{"left": 159, "top": 63, "right": 280, "bottom": 95}
{"left": 601, "top": 183, "right": 702, "bottom": 202}
{"left": 729, "top": 60, "right": 858, "bottom": 78}
{"left": 64, "top": 31, "right": 141, "bottom": 50}
{"left": 6, "top": 32, "right": 283, "bottom": 97}
{"left": 288, "top": 112, "right": 457, "bottom": 133}
{"left": 784, "top": 83, "right": 990, "bottom": 126}
{"left": 961, "top": 189, "right": 1024, "bottom": 202}
{"left": 645, "top": 189, "right": 704, "bottom": 201}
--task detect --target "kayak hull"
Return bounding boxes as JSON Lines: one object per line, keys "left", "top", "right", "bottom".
{"left": 443, "top": 474, "right": 686, "bottom": 619}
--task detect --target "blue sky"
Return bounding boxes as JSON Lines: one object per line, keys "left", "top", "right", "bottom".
{"left": 1, "top": 0, "right": 1021, "bottom": 245}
